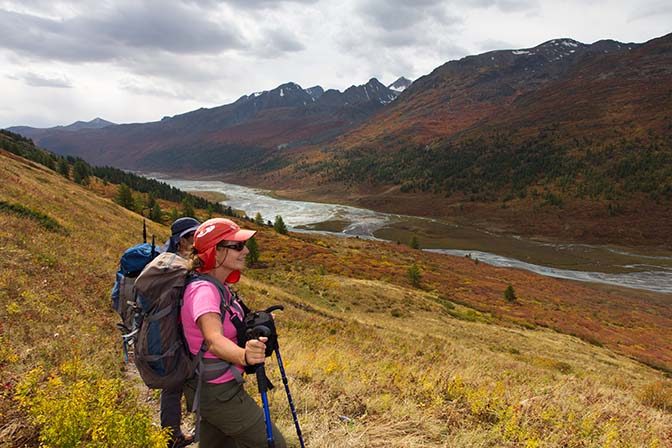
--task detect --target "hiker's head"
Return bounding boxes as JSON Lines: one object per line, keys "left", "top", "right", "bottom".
{"left": 166, "top": 217, "right": 200, "bottom": 255}
{"left": 191, "top": 218, "right": 256, "bottom": 283}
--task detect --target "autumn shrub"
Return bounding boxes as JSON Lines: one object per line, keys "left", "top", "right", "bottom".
{"left": 639, "top": 380, "right": 672, "bottom": 412}
{"left": 15, "top": 359, "right": 168, "bottom": 448}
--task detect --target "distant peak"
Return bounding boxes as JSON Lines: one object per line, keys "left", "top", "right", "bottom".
{"left": 91, "top": 117, "right": 112, "bottom": 124}
{"left": 61, "top": 117, "right": 116, "bottom": 131}
{"left": 276, "top": 82, "right": 302, "bottom": 90}
{"left": 546, "top": 38, "right": 583, "bottom": 47}
{"left": 388, "top": 76, "right": 412, "bottom": 92}
{"left": 305, "top": 85, "right": 324, "bottom": 100}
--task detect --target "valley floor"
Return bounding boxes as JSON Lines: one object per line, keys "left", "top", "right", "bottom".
{"left": 263, "top": 184, "right": 672, "bottom": 251}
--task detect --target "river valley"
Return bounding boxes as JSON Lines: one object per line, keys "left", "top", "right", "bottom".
{"left": 157, "top": 176, "right": 672, "bottom": 295}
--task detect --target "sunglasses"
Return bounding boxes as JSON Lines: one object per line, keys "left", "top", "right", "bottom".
{"left": 217, "top": 241, "right": 247, "bottom": 251}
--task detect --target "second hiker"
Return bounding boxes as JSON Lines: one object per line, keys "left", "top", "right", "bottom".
{"left": 162, "top": 217, "right": 200, "bottom": 448}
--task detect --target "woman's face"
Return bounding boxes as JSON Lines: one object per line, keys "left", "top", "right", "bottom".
{"left": 177, "top": 232, "right": 195, "bottom": 257}
{"left": 214, "top": 240, "right": 249, "bottom": 275}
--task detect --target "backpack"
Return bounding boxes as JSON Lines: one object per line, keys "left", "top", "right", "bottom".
{"left": 132, "top": 252, "right": 247, "bottom": 390}
{"left": 111, "top": 242, "right": 158, "bottom": 332}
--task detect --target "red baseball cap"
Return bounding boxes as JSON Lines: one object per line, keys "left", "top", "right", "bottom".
{"left": 193, "top": 218, "right": 256, "bottom": 281}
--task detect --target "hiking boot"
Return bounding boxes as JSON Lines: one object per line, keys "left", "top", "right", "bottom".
{"left": 170, "top": 433, "right": 194, "bottom": 448}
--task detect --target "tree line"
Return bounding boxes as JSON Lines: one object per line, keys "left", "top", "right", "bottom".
{"left": 305, "top": 124, "right": 672, "bottom": 204}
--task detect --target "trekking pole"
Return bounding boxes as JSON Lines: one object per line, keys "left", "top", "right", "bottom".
{"left": 246, "top": 305, "right": 305, "bottom": 447}
{"left": 248, "top": 326, "right": 276, "bottom": 448}
{"left": 274, "top": 345, "right": 305, "bottom": 448}
{"left": 256, "top": 364, "right": 275, "bottom": 448}
{"left": 251, "top": 305, "right": 305, "bottom": 448}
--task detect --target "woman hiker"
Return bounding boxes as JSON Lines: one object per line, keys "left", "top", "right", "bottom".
{"left": 182, "top": 218, "right": 287, "bottom": 447}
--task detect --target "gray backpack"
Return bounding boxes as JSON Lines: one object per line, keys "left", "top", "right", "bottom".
{"left": 132, "top": 252, "right": 243, "bottom": 390}
{"left": 133, "top": 252, "right": 197, "bottom": 390}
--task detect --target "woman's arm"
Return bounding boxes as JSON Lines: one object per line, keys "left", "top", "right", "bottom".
{"left": 197, "top": 312, "right": 267, "bottom": 366}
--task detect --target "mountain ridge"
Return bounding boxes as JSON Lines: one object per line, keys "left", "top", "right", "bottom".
{"left": 8, "top": 77, "right": 401, "bottom": 170}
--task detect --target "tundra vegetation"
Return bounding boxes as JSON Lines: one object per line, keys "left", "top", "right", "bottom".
{"left": 1, "top": 137, "right": 672, "bottom": 447}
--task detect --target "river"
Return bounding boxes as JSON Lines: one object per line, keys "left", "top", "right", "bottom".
{"left": 157, "top": 177, "right": 672, "bottom": 295}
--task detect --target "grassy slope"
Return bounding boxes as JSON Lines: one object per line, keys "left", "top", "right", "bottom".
{"left": 1, "top": 151, "right": 671, "bottom": 447}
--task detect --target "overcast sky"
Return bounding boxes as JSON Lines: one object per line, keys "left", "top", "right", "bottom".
{"left": 1, "top": 0, "right": 670, "bottom": 129}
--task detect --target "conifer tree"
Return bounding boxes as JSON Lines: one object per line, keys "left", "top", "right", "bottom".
{"left": 170, "top": 207, "right": 179, "bottom": 223}
{"left": 274, "top": 215, "right": 288, "bottom": 235}
{"left": 246, "top": 237, "right": 260, "bottom": 266}
{"left": 254, "top": 212, "right": 264, "bottom": 226}
{"left": 150, "top": 202, "right": 163, "bottom": 223}
{"left": 57, "top": 158, "right": 70, "bottom": 179}
{"left": 408, "top": 262, "right": 422, "bottom": 288}
{"left": 145, "top": 194, "right": 156, "bottom": 215}
{"left": 115, "top": 184, "right": 134, "bottom": 210}
{"left": 72, "top": 160, "right": 90, "bottom": 185}
{"left": 181, "top": 197, "right": 195, "bottom": 218}
{"left": 504, "top": 284, "right": 517, "bottom": 302}
{"left": 410, "top": 236, "right": 420, "bottom": 249}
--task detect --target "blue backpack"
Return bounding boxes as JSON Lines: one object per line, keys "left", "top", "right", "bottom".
{"left": 111, "top": 242, "right": 159, "bottom": 352}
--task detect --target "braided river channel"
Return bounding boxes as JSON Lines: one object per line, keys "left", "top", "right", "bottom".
{"left": 159, "top": 177, "right": 672, "bottom": 295}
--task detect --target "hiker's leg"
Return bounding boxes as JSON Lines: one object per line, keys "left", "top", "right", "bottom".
{"left": 198, "top": 383, "right": 286, "bottom": 448}
{"left": 227, "top": 388, "right": 286, "bottom": 448}
{"left": 161, "top": 386, "right": 184, "bottom": 438}
{"left": 199, "top": 417, "right": 238, "bottom": 448}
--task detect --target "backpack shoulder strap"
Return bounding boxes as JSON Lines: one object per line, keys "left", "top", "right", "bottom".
{"left": 187, "top": 273, "right": 235, "bottom": 317}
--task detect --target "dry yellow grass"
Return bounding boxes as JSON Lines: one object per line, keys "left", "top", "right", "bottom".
{"left": 1, "top": 150, "right": 671, "bottom": 447}
{"left": 242, "top": 275, "right": 672, "bottom": 447}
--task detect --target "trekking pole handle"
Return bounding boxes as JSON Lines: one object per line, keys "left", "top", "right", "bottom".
{"left": 264, "top": 305, "right": 284, "bottom": 313}
{"left": 247, "top": 325, "right": 271, "bottom": 341}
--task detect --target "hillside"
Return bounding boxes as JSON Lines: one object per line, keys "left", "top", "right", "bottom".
{"left": 2, "top": 146, "right": 672, "bottom": 445}
{"left": 249, "top": 33, "right": 672, "bottom": 248}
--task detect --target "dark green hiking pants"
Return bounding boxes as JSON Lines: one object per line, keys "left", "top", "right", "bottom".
{"left": 184, "top": 378, "right": 287, "bottom": 448}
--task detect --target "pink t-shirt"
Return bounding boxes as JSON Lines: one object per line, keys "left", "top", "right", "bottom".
{"left": 181, "top": 280, "right": 245, "bottom": 383}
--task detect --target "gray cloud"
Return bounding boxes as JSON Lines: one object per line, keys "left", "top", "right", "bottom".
{"left": 465, "top": 0, "right": 540, "bottom": 12}
{"left": 8, "top": 71, "right": 73, "bottom": 88}
{"left": 477, "top": 38, "right": 518, "bottom": 52}
{"left": 358, "top": 0, "right": 460, "bottom": 31}
{"left": 628, "top": 1, "right": 672, "bottom": 21}
{"left": 253, "top": 28, "right": 306, "bottom": 57}
{"left": 184, "top": 0, "right": 319, "bottom": 9}
{"left": 0, "top": 0, "right": 315, "bottom": 88}
{"left": 0, "top": 2, "right": 247, "bottom": 64}
{"left": 118, "top": 78, "right": 185, "bottom": 99}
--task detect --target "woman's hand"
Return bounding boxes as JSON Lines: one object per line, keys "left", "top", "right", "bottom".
{"left": 244, "top": 336, "right": 268, "bottom": 366}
